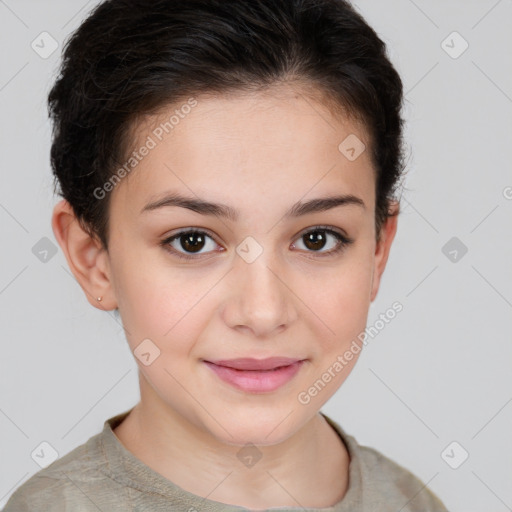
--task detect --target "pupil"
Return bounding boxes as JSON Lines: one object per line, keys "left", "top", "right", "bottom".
{"left": 182, "top": 233, "right": 205, "bottom": 253}
{"left": 304, "top": 231, "right": 326, "bottom": 251}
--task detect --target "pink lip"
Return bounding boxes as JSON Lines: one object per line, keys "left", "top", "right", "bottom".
{"left": 203, "top": 359, "right": 305, "bottom": 393}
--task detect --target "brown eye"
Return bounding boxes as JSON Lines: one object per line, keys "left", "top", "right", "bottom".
{"left": 179, "top": 232, "right": 207, "bottom": 253}
{"left": 291, "top": 227, "right": 353, "bottom": 257}
{"left": 161, "top": 229, "right": 219, "bottom": 260}
{"left": 302, "top": 230, "right": 329, "bottom": 251}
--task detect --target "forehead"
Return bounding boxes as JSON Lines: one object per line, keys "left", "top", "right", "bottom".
{"left": 111, "top": 83, "right": 375, "bottom": 220}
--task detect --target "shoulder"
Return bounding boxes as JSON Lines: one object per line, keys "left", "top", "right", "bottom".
{"left": 321, "top": 413, "right": 449, "bottom": 512}
{"left": 2, "top": 430, "right": 122, "bottom": 512}
{"left": 356, "top": 442, "right": 448, "bottom": 511}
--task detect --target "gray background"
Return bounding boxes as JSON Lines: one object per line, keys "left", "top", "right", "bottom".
{"left": 1, "top": 1, "right": 511, "bottom": 510}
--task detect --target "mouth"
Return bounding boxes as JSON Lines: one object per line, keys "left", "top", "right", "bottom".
{"left": 203, "top": 358, "right": 306, "bottom": 393}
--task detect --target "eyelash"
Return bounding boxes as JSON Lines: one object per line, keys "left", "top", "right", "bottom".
{"left": 160, "top": 226, "right": 354, "bottom": 261}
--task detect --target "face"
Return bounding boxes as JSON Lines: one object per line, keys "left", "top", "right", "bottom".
{"left": 62, "top": 84, "right": 397, "bottom": 447}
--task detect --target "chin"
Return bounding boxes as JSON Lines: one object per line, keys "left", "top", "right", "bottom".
{"left": 206, "top": 408, "right": 308, "bottom": 447}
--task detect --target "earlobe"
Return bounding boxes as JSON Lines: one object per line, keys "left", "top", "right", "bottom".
{"left": 51, "top": 199, "right": 116, "bottom": 310}
{"left": 370, "top": 201, "right": 399, "bottom": 303}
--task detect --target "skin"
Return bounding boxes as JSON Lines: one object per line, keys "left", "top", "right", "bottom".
{"left": 52, "top": 82, "right": 398, "bottom": 509}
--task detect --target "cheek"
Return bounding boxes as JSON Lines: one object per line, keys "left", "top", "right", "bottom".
{"left": 111, "top": 249, "right": 214, "bottom": 355}
{"left": 297, "top": 251, "right": 374, "bottom": 353}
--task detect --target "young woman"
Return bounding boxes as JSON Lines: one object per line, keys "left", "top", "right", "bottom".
{"left": 4, "top": 0, "right": 449, "bottom": 510}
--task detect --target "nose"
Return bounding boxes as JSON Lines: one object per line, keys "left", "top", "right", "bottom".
{"left": 221, "top": 248, "right": 299, "bottom": 338}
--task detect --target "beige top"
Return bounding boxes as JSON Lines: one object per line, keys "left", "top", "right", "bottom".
{"left": 3, "top": 408, "right": 449, "bottom": 511}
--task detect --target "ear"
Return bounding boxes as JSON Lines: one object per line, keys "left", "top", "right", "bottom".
{"left": 370, "top": 201, "right": 399, "bottom": 303}
{"left": 51, "top": 199, "right": 117, "bottom": 311}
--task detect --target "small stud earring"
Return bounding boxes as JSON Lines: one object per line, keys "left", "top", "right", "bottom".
{"left": 97, "top": 296, "right": 103, "bottom": 302}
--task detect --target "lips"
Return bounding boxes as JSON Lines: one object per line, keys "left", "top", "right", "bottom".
{"left": 203, "top": 358, "right": 305, "bottom": 393}
{"left": 205, "top": 357, "right": 304, "bottom": 371}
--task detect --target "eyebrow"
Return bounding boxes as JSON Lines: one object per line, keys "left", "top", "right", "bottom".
{"left": 140, "top": 192, "right": 365, "bottom": 221}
